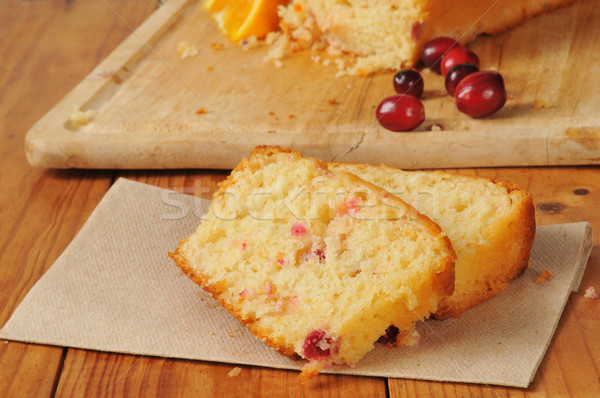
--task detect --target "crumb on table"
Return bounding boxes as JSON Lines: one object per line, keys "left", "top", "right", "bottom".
{"left": 584, "top": 286, "right": 599, "bottom": 299}
{"left": 227, "top": 367, "right": 242, "bottom": 377}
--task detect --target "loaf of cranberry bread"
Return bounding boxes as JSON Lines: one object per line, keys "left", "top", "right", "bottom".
{"left": 328, "top": 162, "right": 535, "bottom": 318}
{"left": 274, "top": 0, "right": 576, "bottom": 75}
{"left": 171, "top": 146, "right": 455, "bottom": 373}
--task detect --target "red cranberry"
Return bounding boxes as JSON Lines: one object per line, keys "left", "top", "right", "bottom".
{"left": 393, "top": 69, "right": 423, "bottom": 98}
{"left": 376, "top": 95, "right": 425, "bottom": 132}
{"left": 303, "top": 329, "right": 332, "bottom": 360}
{"left": 441, "top": 48, "right": 480, "bottom": 77}
{"left": 445, "top": 63, "right": 479, "bottom": 96}
{"left": 421, "top": 37, "right": 460, "bottom": 74}
{"left": 377, "top": 325, "right": 400, "bottom": 345}
{"left": 454, "top": 71, "right": 507, "bottom": 118}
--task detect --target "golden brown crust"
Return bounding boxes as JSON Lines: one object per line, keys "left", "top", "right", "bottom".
{"left": 172, "top": 243, "right": 300, "bottom": 358}
{"left": 433, "top": 179, "right": 536, "bottom": 319}
{"left": 329, "top": 160, "right": 536, "bottom": 319}
{"left": 335, "top": 170, "right": 456, "bottom": 298}
{"left": 459, "top": 0, "right": 577, "bottom": 42}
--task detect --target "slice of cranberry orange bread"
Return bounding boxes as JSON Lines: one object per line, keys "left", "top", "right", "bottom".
{"left": 328, "top": 162, "right": 535, "bottom": 319}
{"left": 171, "top": 146, "right": 455, "bottom": 372}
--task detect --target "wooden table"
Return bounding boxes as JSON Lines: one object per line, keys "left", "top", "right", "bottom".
{"left": 1, "top": 1, "right": 599, "bottom": 396}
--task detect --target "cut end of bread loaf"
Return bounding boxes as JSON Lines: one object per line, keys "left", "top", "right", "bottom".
{"left": 273, "top": 0, "right": 577, "bottom": 75}
{"left": 173, "top": 146, "right": 455, "bottom": 370}
{"left": 328, "top": 162, "right": 536, "bottom": 319}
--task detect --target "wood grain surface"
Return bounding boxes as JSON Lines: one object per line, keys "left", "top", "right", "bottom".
{"left": 24, "top": 0, "right": 600, "bottom": 169}
{"left": 1, "top": 1, "right": 599, "bottom": 397}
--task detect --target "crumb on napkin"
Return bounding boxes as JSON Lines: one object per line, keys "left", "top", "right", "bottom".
{"left": 536, "top": 270, "right": 552, "bottom": 284}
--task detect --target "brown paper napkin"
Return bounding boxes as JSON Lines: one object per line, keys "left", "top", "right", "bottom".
{"left": 0, "top": 178, "right": 593, "bottom": 387}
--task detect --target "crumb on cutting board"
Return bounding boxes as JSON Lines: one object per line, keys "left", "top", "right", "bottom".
{"left": 428, "top": 123, "right": 444, "bottom": 132}
{"left": 534, "top": 99, "right": 552, "bottom": 109}
{"left": 176, "top": 41, "right": 198, "bottom": 59}
{"left": 69, "top": 107, "right": 96, "bottom": 126}
{"left": 241, "top": 36, "right": 259, "bottom": 50}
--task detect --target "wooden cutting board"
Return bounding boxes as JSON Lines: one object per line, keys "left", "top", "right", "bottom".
{"left": 25, "top": 0, "right": 600, "bottom": 169}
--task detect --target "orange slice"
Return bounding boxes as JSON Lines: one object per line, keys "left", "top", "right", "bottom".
{"left": 206, "top": 0, "right": 288, "bottom": 41}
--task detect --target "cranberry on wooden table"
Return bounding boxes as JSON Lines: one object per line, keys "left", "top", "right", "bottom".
{"left": 445, "top": 63, "right": 479, "bottom": 96}
{"left": 393, "top": 69, "right": 424, "bottom": 98}
{"left": 441, "top": 47, "right": 480, "bottom": 76}
{"left": 376, "top": 94, "right": 425, "bottom": 132}
{"left": 454, "top": 71, "right": 507, "bottom": 118}
{"left": 421, "top": 37, "right": 460, "bottom": 74}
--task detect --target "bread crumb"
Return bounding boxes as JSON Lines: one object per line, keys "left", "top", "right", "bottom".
{"left": 534, "top": 99, "right": 552, "bottom": 109}
{"left": 268, "top": 111, "right": 275, "bottom": 116}
{"left": 327, "top": 98, "right": 337, "bottom": 105}
{"left": 268, "top": 130, "right": 276, "bottom": 134}
{"left": 265, "top": 31, "right": 280, "bottom": 45}
{"left": 69, "top": 107, "right": 96, "bottom": 126}
{"left": 457, "top": 121, "right": 469, "bottom": 130}
{"left": 196, "top": 108, "right": 206, "bottom": 115}
{"left": 299, "top": 362, "right": 324, "bottom": 384}
{"left": 404, "top": 329, "right": 421, "bottom": 347}
{"left": 584, "top": 286, "right": 599, "bottom": 299}
{"left": 274, "top": 60, "right": 283, "bottom": 68}
{"left": 176, "top": 41, "right": 198, "bottom": 59}
{"left": 210, "top": 42, "right": 225, "bottom": 51}
{"left": 428, "top": 123, "right": 444, "bottom": 131}
{"left": 206, "top": 66, "right": 213, "bottom": 72}
{"left": 289, "top": 114, "right": 295, "bottom": 119}
{"left": 241, "top": 36, "right": 259, "bottom": 50}
{"left": 227, "top": 367, "right": 242, "bottom": 377}
{"left": 209, "top": 331, "right": 216, "bottom": 335}
{"left": 536, "top": 270, "right": 553, "bottom": 284}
